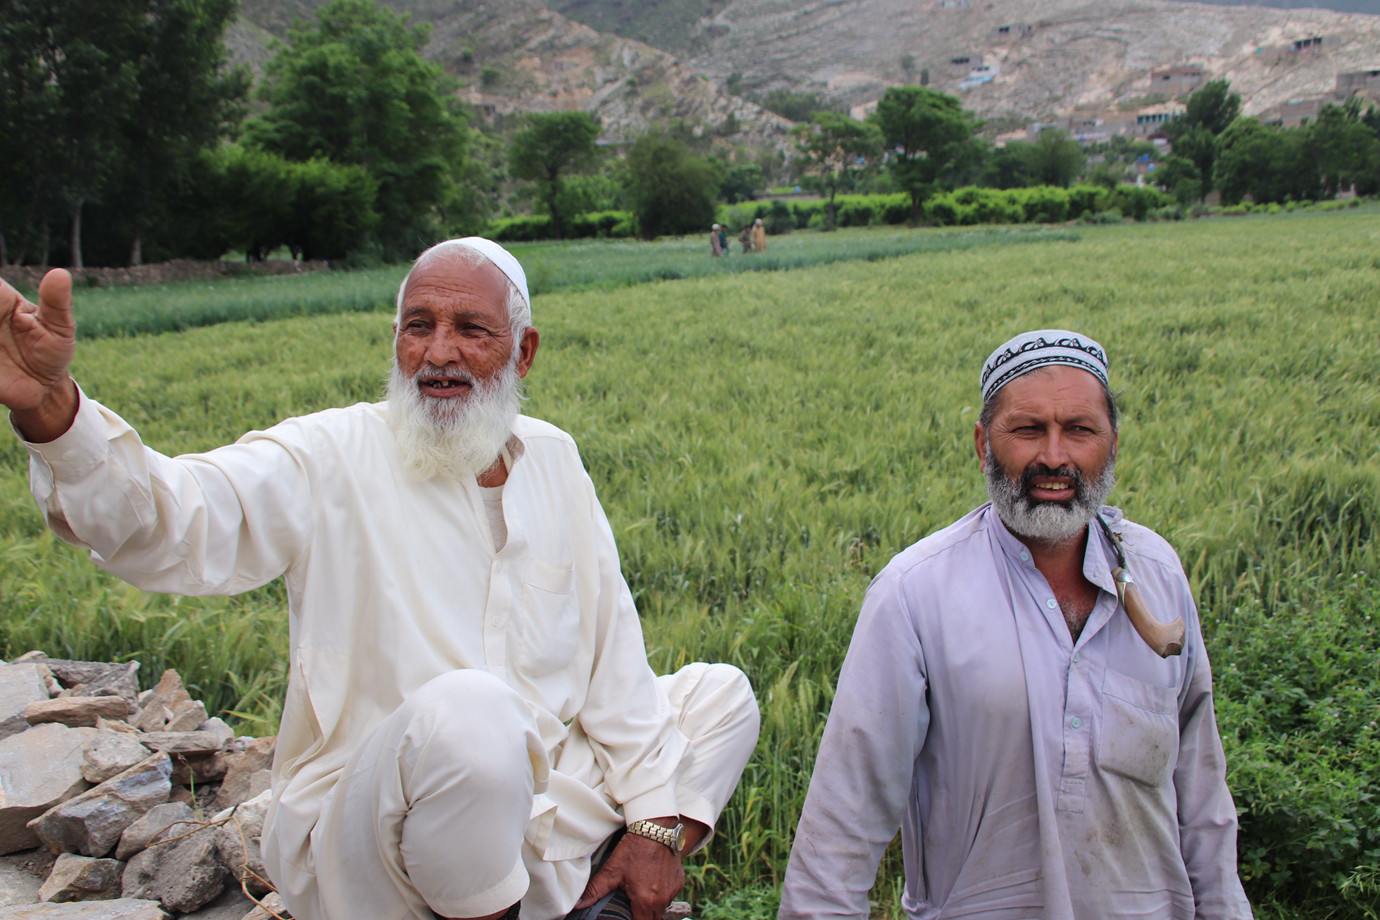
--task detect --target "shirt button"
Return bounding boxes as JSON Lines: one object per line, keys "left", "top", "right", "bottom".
{"left": 1072, "top": 652, "right": 1081, "bottom": 664}
{"left": 1071, "top": 717, "right": 1083, "bottom": 729}
{"left": 1020, "top": 550, "right": 1030, "bottom": 562}
{"left": 1046, "top": 598, "right": 1058, "bottom": 609}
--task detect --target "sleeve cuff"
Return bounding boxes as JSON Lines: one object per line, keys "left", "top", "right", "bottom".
{"left": 21, "top": 384, "right": 124, "bottom": 480}
{"left": 620, "top": 789, "right": 680, "bottom": 828}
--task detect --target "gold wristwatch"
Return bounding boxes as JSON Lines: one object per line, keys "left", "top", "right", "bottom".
{"left": 626, "top": 819, "right": 686, "bottom": 855}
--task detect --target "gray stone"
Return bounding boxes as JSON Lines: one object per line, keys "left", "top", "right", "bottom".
{"left": 138, "top": 731, "right": 228, "bottom": 756}
{"left": 0, "top": 723, "right": 98, "bottom": 855}
{"left": 133, "top": 673, "right": 191, "bottom": 734}
{"left": 1, "top": 662, "right": 52, "bottom": 741}
{"left": 30, "top": 754, "right": 172, "bottom": 858}
{"left": 213, "top": 790, "right": 271, "bottom": 898}
{"left": 121, "top": 825, "right": 228, "bottom": 914}
{"left": 0, "top": 849, "right": 52, "bottom": 907}
{"left": 236, "top": 890, "right": 287, "bottom": 920}
{"left": 200, "top": 719, "right": 236, "bottom": 747}
{"left": 83, "top": 734, "right": 153, "bottom": 785}
{"left": 664, "top": 902, "right": 692, "bottom": 920}
{"left": 25, "top": 698, "right": 137, "bottom": 729}
{"left": 164, "top": 700, "right": 208, "bottom": 733}
{"left": 213, "top": 738, "right": 275, "bottom": 811}
{"left": 175, "top": 884, "right": 256, "bottom": 919}
{"left": 56, "top": 662, "right": 141, "bottom": 709}
{"left": 170, "top": 752, "right": 226, "bottom": 786}
{"left": 4, "top": 899, "right": 169, "bottom": 919}
{"left": 39, "top": 853, "right": 124, "bottom": 902}
{"left": 116, "top": 802, "right": 198, "bottom": 862}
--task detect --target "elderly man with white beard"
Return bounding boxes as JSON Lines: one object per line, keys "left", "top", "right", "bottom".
{"left": 779, "top": 330, "right": 1251, "bottom": 920}
{"left": 0, "top": 239, "right": 760, "bottom": 920}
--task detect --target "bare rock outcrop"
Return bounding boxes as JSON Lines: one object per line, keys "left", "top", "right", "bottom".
{"left": 1, "top": 654, "right": 282, "bottom": 919}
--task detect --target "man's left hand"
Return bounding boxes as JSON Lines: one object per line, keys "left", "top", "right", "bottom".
{"left": 573, "top": 818, "right": 707, "bottom": 920}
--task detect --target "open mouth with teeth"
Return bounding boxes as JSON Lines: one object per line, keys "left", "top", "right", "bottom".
{"left": 1022, "top": 468, "right": 1081, "bottom": 504}
{"left": 417, "top": 370, "right": 476, "bottom": 398}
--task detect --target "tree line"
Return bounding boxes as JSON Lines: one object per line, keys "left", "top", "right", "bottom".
{"left": 3, "top": 0, "right": 1377, "bottom": 269}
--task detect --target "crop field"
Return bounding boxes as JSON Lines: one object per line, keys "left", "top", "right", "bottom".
{"left": 2, "top": 212, "right": 1378, "bottom": 918}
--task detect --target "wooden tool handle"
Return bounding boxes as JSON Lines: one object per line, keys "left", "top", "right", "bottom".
{"left": 1122, "top": 580, "right": 1185, "bottom": 658}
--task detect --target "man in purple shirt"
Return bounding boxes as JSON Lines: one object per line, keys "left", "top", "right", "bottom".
{"left": 779, "top": 330, "right": 1251, "bottom": 920}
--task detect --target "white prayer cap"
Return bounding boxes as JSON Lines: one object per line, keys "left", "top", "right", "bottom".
{"left": 980, "top": 329, "right": 1109, "bottom": 403}
{"left": 396, "top": 237, "right": 530, "bottom": 316}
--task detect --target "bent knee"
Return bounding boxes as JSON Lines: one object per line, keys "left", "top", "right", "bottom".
{"left": 399, "top": 670, "right": 538, "bottom": 752}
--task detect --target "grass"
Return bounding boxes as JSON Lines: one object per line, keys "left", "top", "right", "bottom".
{"left": 3, "top": 212, "right": 1379, "bottom": 916}
{"left": 2, "top": 226, "right": 1078, "bottom": 340}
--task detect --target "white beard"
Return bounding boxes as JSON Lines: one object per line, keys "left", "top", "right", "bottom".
{"left": 985, "top": 442, "right": 1117, "bottom": 545}
{"left": 386, "top": 359, "right": 522, "bottom": 481}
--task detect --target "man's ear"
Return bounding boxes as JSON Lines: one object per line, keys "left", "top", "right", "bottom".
{"left": 516, "top": 327, "right": 540, "bottom": 378}
{"left": 974, "top": 422, "right": 988, "bottom": 472}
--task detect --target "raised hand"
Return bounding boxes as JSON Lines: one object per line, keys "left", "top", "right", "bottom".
{"left": 1, "top": 269, "right": 79, "bottom": 441}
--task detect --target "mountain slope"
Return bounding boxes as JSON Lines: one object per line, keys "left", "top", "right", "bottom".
{"left": 229, "top": 0, "right": 793, "bottom": 149}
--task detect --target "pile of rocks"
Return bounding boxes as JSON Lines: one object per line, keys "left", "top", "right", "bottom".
{"left": 0, "top": 652, "right": 287, "bottom": 920}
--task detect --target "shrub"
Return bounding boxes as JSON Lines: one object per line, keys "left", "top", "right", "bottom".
{"left": 1212, "top": 575, "right": 1380, "bottom": 918}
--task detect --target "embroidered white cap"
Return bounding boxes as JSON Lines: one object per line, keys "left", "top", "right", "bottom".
{"left": 980, "top": 329, "right": 1109, "bottom": 403}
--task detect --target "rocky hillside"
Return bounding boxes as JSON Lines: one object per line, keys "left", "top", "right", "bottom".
{"left": 228, "top": 0, "right": 794, "bottom": 151}
{"left": 670, "top": 0, "right": 1380, "bottom": 125}
{"left": 228, "top": 0, "right": 1380, "bottom": 145}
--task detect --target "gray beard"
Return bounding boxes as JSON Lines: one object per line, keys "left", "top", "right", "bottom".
{"left": 985, "top": 442, "right": 1117, "bottom": 545}
{"left": 385, "top": 360, "right": 522, "bottom": 481}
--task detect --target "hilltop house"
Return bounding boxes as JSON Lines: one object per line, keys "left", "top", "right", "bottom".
{"left": 1149, "top": 65, "right": 1204, "bottom": 97}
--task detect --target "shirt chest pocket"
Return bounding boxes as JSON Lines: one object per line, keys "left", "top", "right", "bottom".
{"left": 1097, "top": 667, "right": 1179, "bottom": 787}
{"left": 515, "top": 560, "right": 581, "bottom": 676}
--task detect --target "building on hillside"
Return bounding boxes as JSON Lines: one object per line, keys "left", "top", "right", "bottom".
{"left": 1256, "top": 35, "right": 1329, "bottom": 65}
{"left": 959, "top": 64, "right": 996, "bottom": 90}
{"left": 1037, "top": 101, "right": 1184, "bottom": 143}
{"left": 991, "top": 23, "right": 1034, "bottom": 41}
{"left": 946, "top": 54, "right": 983, "bottom": 77}
{"left": 1336, "top": 69, "right": 1380, "bottom": 100}
{"left": 1265, "top": 97, "right": 1328, "bottom": 127}
{"left": 1149, "top": 65, "right": 1204, "bottom": 97}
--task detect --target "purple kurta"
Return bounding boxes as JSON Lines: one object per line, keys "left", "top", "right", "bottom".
{"left": 780, "top": 504, "right": 1251, "bottom": 920}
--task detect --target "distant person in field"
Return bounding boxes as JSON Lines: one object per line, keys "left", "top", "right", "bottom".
{"left": 0, "top": 240, "right": 760, "bottom": 920}
{"left": 710, "top": 224, "right": 723, "bottom": 257}
{"left": 750, "top": 218, "right": 766, "bottom": 253}
{"left": 738, "top": 224, "right": 753, "bottom": 253}
{"left": 717, "top": 225, "right": 728, "bottom": 256}
{"left": 779, "top": 330, "right": 1252, "bottom": 920}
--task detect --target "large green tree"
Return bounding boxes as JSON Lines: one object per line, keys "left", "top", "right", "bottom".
{"left": 1166, "top": 79, "right": 1241, "bottom": 201}
{"left": 0, "top": 0, "right": 244, "bottom": 268}
{"left": 508, "top": 111, "right": 601, "bottom": 240}
{"left": 624, "top": 131, "right": 719, "bottom": 240}
{"left": 791, "top": 112, "right": 882, "bottom": 231}
{"left": 869, "top": 86, "right": 982, "bottom": 224}
{"left": 119, "top": 0, "right": 247, "bottom": 265}
{"left": 245, "top": 0, "right": 471, "bottom": 261}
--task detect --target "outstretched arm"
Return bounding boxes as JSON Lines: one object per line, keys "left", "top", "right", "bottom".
{"left": 2, "top": 269, "right": 79, "bottom": 442}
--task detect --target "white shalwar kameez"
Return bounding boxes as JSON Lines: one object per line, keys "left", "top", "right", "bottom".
{"left": 23, "top": 391, "right": 759, "bottom": 920}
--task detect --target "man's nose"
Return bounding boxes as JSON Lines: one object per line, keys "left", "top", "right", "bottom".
{"left": 424, "top": 330, "right": 466, "bottom": 368}
{"left": 1035, "top": 430, "right": 1071, "bottom": 469}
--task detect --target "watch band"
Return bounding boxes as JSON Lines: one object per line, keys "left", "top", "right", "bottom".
{"left": 626, "top": 819, "right": 685, "bottom": 855}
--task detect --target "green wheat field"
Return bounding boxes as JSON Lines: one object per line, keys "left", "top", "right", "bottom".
{"left": 3, "top": 213, "right": 1378, "bottom": 918}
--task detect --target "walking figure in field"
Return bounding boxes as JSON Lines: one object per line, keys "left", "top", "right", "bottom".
{"left": 738, "top": 225, "right": 753, "bottom": 253}
{"left": 0, "top": 240, "right": 760, "bottom": 920}
{"left": 750, "top": 219, "right": 766, "bottom": 253}
{"left": 710, "top": 224, "right": 723, "bottom": 257}
{"left": 779, "top": 330, "right": 1252, "bottom": 920}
